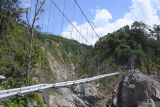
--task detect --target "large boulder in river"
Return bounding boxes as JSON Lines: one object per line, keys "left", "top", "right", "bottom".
{"left": 114, "top": 69, "right": 160, "bottom": 107}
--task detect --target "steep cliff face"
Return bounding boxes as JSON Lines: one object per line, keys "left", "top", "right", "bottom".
{"left": 44, "top": 49, "right": 101, "bottom": 107}
{"left": 110, "top": 70, "right": 160, "bottom": 107}
{"left": 28, "top": 39, "right": 121, "bottom": 107}
{"left": 25, "top": 37, "right": 102, "bottom": 107}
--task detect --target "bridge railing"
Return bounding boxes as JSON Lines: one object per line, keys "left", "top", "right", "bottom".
{"left": 0, "top": 72, "right": 120, "bottom": 99}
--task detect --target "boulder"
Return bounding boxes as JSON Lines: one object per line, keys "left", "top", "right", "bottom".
{"left": 114, "top": 69, "right": 160, "bottom": 107}
{"left": 73, "top": 83, "right": 100, "bottom": 105}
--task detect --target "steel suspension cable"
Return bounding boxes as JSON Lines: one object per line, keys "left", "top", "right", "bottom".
{"left": 41, "top": 2, "right": 45, "bottom": 36}
{"left": 41, "top": 2, "right": 47, "bottom": 50}
{"left": 42, "top": 11, "right": 44, "bottom": 33}
{"left": 50, "top": 0, "right": 91, "bottom": 45}
{"left": 52, "top": 7, "right": 55, "bottom": 35}
{"left": 86, "top": 24, "right": 89, "bottom": 44}
{"left": 47, "top": 2, "right": 52, "bottom": 33}
{"left": 73, "top": 0, "right": 100, "bottom": 39}
{"left": 79, "top": 13, "right": 83, "bottom": 43}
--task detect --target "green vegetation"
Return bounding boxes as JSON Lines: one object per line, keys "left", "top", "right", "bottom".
{"left": 41, "top": 34, "right": 91, "bottom": 64}
{"left": 79, "top": 21, "right": 160, "bottom": 77}
{"left": 0, "top": 0, "right": 160, "bottom": 106}
{"left": 76, "top": 21, "right": 160, "bottom": 91}
{"left": 98, "top": 76, "right": 119, "bottom": 91}
{"left": 28, "top": 94, "right": 45, "bottom": 107}
{"left": 0, "top": 0, "right": 91, "bottom": 106}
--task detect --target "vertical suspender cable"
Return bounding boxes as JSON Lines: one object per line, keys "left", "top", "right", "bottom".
{"left": 86, "top": 24, "right": 89, "bottom": 44}
{"left": 79, "top": 14, "right": 83, "bottom": 43}
{"left": 41, "top": 1, "right": 46, "bottom": 54}
{"left": 50, "top": 0, "right": 91, "bottom": 45}
{"left": 40, "top": 1, "right": 46, "bottom": 83}
{"left": 41, "top": 12, "right": 44, "bottom": 34}
{"left": 47, "top": 2, "right": 52, "bottom": 33}
{"left": 73, "top": 0, "right": 100, "bottom": 39}
{"left": 85, "top": 24, "right": 89, "bottom": 72}
{"left": 70, "top": 2, "right": 76, "bottom": 39}
{"left": 52, "top": 7, "right": 55, "bottom": 35}
{"left": 60, "top": 0, "right": 66, "bottom": 37}
{"left": 37, "top": 13, "right": 42, "bottom": 41}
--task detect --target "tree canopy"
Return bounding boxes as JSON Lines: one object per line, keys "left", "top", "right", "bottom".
{"left": 81, "top": 22, "right": 160, "bottom": 75}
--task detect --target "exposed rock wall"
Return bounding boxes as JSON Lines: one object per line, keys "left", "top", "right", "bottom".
{"left": 112, "top": 69, "right": 160, "bottom": 107}
{"left": 44, "top": 51, "right": 102, "bottom": 107}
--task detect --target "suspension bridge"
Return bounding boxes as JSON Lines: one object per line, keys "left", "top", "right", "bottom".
{"left": 0, "top": 72, "right": 120, "bottom": 99}
{"left": 0, "top": 0, "right": 121, "bottom": 100}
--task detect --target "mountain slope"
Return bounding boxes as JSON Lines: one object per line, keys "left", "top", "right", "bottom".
{"left": 78, "top": 22, "right": 160, "bottom": 77}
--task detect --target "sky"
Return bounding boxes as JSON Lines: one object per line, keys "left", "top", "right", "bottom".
{"left": 21, "top": 0, "right": 160, "bottom": 45}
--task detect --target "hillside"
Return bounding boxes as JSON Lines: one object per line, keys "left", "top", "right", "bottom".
{"left": 0, "top": 1, "right": 96, "bottom": 106}
{"left": 78, "top": 22, "right": 160, "bottom": 77}
{"left": 0, "top": 18, "right": 160, "bottom": 107}
{"left": 0, "top": 22, "right": 92, "bottom": 106}
{"left": 0, "top": 0, "right": 160, "bottom": 106}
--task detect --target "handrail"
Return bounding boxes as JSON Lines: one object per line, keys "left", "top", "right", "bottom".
{"left": 0, "top": 72, "right": 120, "bottom": 99}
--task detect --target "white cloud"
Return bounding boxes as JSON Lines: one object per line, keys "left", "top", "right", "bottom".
{"left": 62, "top": 0, "right": 160, "bottom": 45}
{"left": 21, "top": 0, "right": 31, "bottom": 8}
{"left": 93, "top": 9, "right": 112, "bottom": 26}
{"left": 125, "top": 0, "right": 160, "bottom": 25}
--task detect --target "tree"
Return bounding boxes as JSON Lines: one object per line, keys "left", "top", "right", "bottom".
{"left": 153, "top": 25, "right": 160, "bottom": 40}
{"left": 115, "top": 44, "right": 132, "bottom": 65}
{"left": 131, "top": 21, "right": 147, "bottom": 34}
{"left": 25, "top": 0, "right": 45, "bottom": 85}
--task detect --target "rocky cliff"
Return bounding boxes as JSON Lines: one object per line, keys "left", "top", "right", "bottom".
{"left": 38, "top": 45, "right": 103, "bottom": 107}
{"left": 110, "top": 69, "right": 160, "bottom": 107}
